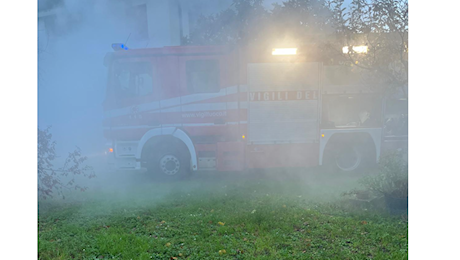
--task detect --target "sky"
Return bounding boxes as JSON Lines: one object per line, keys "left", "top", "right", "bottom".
{"left": 38, "top": 0, "right": 132, "bottom": 167}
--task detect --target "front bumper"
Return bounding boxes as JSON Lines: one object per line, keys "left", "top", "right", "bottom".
{"left": 107, "top": 155, "right": 142, "bottom": 171}
{"left": 106, "top": 141, "right": 143, "bottom": 171}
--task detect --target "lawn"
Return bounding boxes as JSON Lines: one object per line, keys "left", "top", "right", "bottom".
{"left": 38, "top": 169, "right": 408, "bottom": 259}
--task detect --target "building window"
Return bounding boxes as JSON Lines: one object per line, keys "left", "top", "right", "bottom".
{"left": 127, "top": 4, "right": 148, "bottom": 41}
{"left": 186, "top": 60, "right": 220, "bottom": 93}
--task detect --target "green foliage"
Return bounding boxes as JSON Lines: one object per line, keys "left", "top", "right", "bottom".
{"left": 326, "top": 0, "right": 408, "bottom": 96}
{"left": 187, "top": 0, "right": 333, "bottom": 46}
{"left": 361, "top": 152, "right": 408, "bottom": 198}
{"left": 38, "top": 127, "right": 95, "bottom": 200}
{"left": 187, "top": 0, "right": 268, "bottom": 45}
{"left": 343, "top": 152, "right": 408, "bottom": 201}
{"left": 187, "top": 0, "right": 408, "bottom": 97}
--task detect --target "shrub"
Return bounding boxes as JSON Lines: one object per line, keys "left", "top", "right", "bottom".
{"left": 362, "top": 152, "right": 408, "bottom": 198}
{"left": 38, "top": 127, "right": 95, "bottom": 200}
{"left": 341, "top": 151, "right": 408, "bottom": 212}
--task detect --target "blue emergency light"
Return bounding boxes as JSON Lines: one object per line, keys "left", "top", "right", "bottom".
{"left": 112, "top": 43, "right": 129, "bottom": 51}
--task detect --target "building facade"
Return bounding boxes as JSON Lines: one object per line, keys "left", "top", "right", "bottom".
{"left": 38, "top": 0, "right": 234, "bottom": 48}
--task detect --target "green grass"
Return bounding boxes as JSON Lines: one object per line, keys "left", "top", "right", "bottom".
{"left": 38, "top": 170, "right": 408, "bottom": 259}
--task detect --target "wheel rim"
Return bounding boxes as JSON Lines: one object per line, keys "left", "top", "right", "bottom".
{"left": 335, "top": 147, "right": 362, "bottom": 172}
{"left": 159, "top": 155, "right": 181, "bottom": 176}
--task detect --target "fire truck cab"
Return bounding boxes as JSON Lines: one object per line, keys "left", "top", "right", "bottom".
{"left": 103, "top": 44, "right": 383, "bottom": 178}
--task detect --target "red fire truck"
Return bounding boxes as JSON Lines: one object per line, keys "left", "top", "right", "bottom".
{"left": 103, "top": 44, "right": 384, "bottom": 178}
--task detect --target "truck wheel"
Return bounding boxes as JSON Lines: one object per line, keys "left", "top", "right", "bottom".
{"left": 159, "top": 154, "right": 182, "bottom": 176}
{"left": 146, "top": 145, "right": 190, "bottom": 180}
{"left": 334, "top": 145, "right": 362, "bottom": 172}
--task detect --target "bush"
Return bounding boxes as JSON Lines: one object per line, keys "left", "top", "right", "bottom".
{"left": 341, "top": 152, "right": 408, "bottom": 212}
{"left": 38, "top": 127, "right": 95, "bottom": 200}
{"left": 362, "top": 152, "right": 408, "bottom": 198}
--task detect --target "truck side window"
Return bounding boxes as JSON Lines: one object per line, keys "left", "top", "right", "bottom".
{"left": 114, "top": 61, "right": 153, "bottom": 98}
{"left": 322, "top": 95, "right": 381, "bottom": 128}
{"left": 186, "top": 60, "right": 220, "bottom": 93}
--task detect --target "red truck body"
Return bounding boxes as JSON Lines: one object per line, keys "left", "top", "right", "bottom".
{"left": 103, "top": 44, "right": 385, "bottom": 173}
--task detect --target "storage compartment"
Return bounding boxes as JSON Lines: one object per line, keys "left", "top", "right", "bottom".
{"left": 247, "top": 63, "right": 321, "bottom": 144}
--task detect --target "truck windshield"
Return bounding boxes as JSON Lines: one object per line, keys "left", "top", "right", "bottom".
{"left": 112, "top": 61, "right": 153, "bottom": 98}
{"left": 322, "top": 95, "right": 382, "bottom": 128}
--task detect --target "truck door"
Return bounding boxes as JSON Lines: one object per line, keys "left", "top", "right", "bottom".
{"left": 105, "top": 57, "right": 162, "bottom": 140}
{"left": 178, "top": 57, "right": 229, "bottom": 129}
{"left": 178, "top": 54, "right": 244, "bottom": 171}
{"left": 156, "top": 55, "right": 181, "bottom": 128}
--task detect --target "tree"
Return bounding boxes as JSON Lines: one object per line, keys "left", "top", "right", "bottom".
{"left": 187, "top": 0, "right": 332, "bottom": 46}
{"left": 38, "top": 127, "right": 95, "bottom": 200}
{"left": 186, "top": 0, "right": 269, "bottom": 45}
{"left": 186, "top": 0, "right": 407, "bottom": 97}
{"left": 269, "top": 0, "right": 333, "bottom": 40}
{"left": 325, "top": 0, "right": 408, "bottom": 97}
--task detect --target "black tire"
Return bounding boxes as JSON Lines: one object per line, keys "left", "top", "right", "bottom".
{"left": 323, "top": 133, "right": 378, "bottom": 174}
{"left": 145, "top": 142, "right": 190, "bottom": 181}
{"left": 324, "top": 143, "right": 364, "bottom": 173}
{"left": 334, "top": 144, "right": 363, "bottom": 172}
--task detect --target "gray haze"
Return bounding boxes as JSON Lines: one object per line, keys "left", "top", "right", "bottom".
{"left": 38, "top": 0, "right": 354, "bottom": 170}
